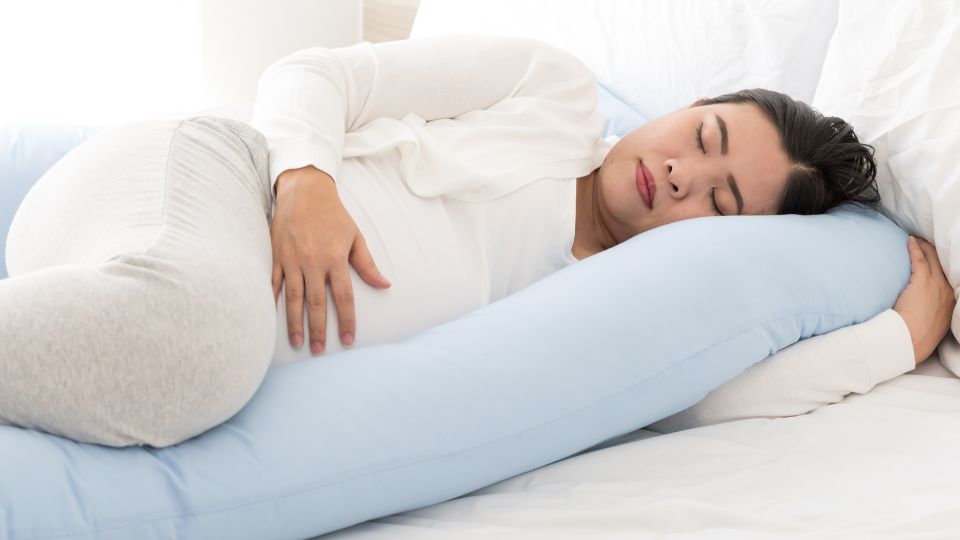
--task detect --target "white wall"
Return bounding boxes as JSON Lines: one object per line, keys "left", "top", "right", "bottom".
{"left": 0, "top": 0, "right": 361, "bottom": 125}
{"left": 199, "top": 0, "right": 361, "bottom": 112}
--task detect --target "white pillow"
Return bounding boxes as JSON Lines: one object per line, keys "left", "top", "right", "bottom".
{"left": 811, "top": 0, "right": 960, "bottom": 375}
{"left": 410, "top": 0, "right": 839, "bottom": 119}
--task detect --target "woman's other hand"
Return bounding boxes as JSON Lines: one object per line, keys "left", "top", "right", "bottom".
{"left": 271, "top": 166, "right": 392, "bottom": 355}
{"left": 893, "top": 236, "right": 956, "bottom": 365}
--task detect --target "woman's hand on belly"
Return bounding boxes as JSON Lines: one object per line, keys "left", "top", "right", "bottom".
{"left": 271, "top": 165, "right": 392, "bottom": 355}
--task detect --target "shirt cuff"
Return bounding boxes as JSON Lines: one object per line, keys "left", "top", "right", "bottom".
{"left": 266, "top": 137, "right": 342, "bottom": 194}
{"left": 850, "top": 308, "right": 916, "bottom": 387}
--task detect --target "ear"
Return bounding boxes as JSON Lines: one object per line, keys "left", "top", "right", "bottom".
{"left": 689, "top": 95, "right": 709, "bottom": 108}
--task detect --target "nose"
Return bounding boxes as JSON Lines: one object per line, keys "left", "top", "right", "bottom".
{"left": 663, "top": 157, "right": 711, "bottom": 199}
{"left": 664, "top": 158, "right": 685, "bottom": 196}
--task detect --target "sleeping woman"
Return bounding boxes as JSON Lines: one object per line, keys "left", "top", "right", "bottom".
{"left": 253, "top": 34, "right": 954, "bottom": 426}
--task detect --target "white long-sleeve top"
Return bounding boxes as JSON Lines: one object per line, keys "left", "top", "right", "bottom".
{"left": 253, "top": 33, "right": 608, "bottom": 364}
{"left": 249, "top": 34, "right": 917, "bottom": 432}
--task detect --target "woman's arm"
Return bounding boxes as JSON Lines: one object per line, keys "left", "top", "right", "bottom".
{"left": 646, "top": 308, "right": 916, "bottom": 434}
{"left": 250, "top": 34, "right": 602, "bottom": 196}
{"left": 254, "top": 34, "right": 604, "bottom": 352}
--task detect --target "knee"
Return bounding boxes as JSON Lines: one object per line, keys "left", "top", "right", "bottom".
{"left": 110, "top": 345, "right": 273, "bottom": 448}
{"left": 146, "top": 270, "right": 278, "bottom": 447}
{"left": 1, "top": 341, "right": 271, "bottom": 449}
{"left": 98, "top": 292, "right": 277, "bottom": 449}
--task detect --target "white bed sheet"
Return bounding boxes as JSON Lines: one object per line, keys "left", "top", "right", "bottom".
{"left": 319, "top": 364, "right": 960, "bottom": 539}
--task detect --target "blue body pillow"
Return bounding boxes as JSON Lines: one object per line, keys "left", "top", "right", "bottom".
{"left": 0, "top": 88, "right": 909, "bottom": 538}
{"left": 0, "top": 201, "right": 908, "bottom": 539}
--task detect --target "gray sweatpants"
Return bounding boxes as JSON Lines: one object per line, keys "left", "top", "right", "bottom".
{"left": 0, "top": 116, "right": 277, "bottom": 448}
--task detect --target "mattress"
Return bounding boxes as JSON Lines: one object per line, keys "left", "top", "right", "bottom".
{"left": 318, "top": 356, "right": 960, "bottom": 539}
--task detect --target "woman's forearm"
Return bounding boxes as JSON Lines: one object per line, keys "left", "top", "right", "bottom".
{"left": 251, "top": 34, "right": 599, "bottom": 198}
{"left": 646, "top": 309, "right": 916, "bottom": 434}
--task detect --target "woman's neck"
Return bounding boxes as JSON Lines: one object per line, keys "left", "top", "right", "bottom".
{"left": 572, "top": 169, "right": 615, "bottom": 260}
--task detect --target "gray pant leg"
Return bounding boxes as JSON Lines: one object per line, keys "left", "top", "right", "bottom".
{"left": 1, "top": 116, "right": 277, "bottom": 448}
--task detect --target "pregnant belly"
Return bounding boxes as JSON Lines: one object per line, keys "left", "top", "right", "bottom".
{"left": 270, "top": 255, "right": 484, "bottom": 365}
{"left": 270, "top": 155, "right": 486, "bottom": 366}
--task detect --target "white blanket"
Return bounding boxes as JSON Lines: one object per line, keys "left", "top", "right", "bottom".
{"left": 321, "top": 371, "right": 960, "bottom": 538}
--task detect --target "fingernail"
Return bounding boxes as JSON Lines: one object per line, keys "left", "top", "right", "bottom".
{"left": 291, "top": 333, "right": 302, "bottom": 347}
{"left": 311, "top": 340, "right": 324, "bottom": 354}
{"left": 343, "top": 332, "right": 354, "bottom": 346}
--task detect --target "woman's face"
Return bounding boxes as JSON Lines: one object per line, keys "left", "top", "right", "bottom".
{"left": 595, "top": 100, "right": 795, "bottom": 242}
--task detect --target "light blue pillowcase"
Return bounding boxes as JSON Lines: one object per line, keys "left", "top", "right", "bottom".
{"left": 0, "top": 202, "right": 909, "bottom": 539}
{"left": 0, "top": 90, "right": 910, "bottom": 538}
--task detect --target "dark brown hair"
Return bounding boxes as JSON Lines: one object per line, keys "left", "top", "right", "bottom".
{"left": 696, "top": 89, "right": 880, "bottom": 215}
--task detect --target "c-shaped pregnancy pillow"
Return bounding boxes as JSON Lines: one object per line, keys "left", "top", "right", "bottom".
{"left": 0, "top": 117, "right": 909, "bottom": 539}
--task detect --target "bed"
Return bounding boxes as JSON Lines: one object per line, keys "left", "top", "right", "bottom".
{"left": 320, "top": 370, "right": 960, "bottom": 539}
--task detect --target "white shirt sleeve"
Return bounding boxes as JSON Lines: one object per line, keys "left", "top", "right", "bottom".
{"left": 646, "top": 309, "right": 917, "bottom": 434}
{"left": 249, "top": 33, "right": 605, "bottom": 197}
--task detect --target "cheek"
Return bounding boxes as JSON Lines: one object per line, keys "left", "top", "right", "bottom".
{"left": 668, "top": 201, "right": 713, "bottom": 222}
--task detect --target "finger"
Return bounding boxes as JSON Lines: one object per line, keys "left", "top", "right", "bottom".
{"left": 303, "top": 264, "right": 328, "bottom": 356}
{"left": 916, "top": 238, "right": 943, "bottom": 275}
{"left": 272, "top": 262, "right": 283, "bottom": 305}
{"left": 270, "top": 226, "right": 283, "bottom": 305}
{"left": 908, "top": 236, "right": 930, "bottom": 278}
{"left": 329, "top": 264, "right": 357, "bottom": 347}
{"left": 350, "top": 233, "right": 391, "bottom": 288}
{"left": 284, "top": 267, "right": 306, "bottom": 348}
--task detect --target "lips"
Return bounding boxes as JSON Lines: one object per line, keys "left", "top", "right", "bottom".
{"left": 635, "top": 160, "right": 655, "bottom": 210}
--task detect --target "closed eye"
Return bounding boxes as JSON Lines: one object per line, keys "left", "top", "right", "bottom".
{"left": 711, "top": 187, "right": 723, "bottom": 215}
{"left": 701, "top": 122, "right": 723, "bottom": 215}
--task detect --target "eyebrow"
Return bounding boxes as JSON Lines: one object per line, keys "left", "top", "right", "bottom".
{"left": 714, "top": 113, "right": 743, "bottom": 215}
{"left": 715, "top": 113, "right": 729, "bottom": 155}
